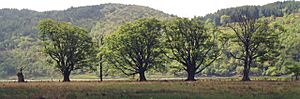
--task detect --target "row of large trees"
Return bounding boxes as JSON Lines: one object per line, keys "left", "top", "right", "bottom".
{"left": 36, "top": 13, "right": 297, "bottom": 82}
{"left": 2, "top": 1, "right": 300, "bottom": 80}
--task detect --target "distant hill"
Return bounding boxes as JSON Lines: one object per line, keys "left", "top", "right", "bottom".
{"left": 0, "top": 3, "right": 171, "bottom": 50}
{"left": 199, "top": 1, "right": 300, "bottom": 25}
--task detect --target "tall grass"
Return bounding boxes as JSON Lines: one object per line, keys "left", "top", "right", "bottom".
{"left": 0, "top": 79, "right": 299, "bottom": 99}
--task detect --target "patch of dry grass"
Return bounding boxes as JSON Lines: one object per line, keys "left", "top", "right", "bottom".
{"left": 0, "top": 80, "right": 299, "bottom": 99}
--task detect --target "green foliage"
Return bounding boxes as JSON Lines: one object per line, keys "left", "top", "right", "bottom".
{"left": 227, "top": 15, "right": 282, "bottom": 81}
{"left": 38, "top": 19, "right": 95, "bottom": 81}
{"left": 268, "top": 14, "right": 300, "bottom": 76}
{"left": 163, "top": 18, "right": 223, "bottom": 80}
{"left": 286, "top": 65, "right": 300, "bottom": 80}
{"left": 0, "top": 36, "right": 53, "bottom": 79}
{"left": 199, "top": 1, "right": 300, "bottom": 25}
{"left": 0, "top": 4, "right": 170, "bottom": 79}
{"left": 1, "top": 2, "right": 300, "bottom": 79}
{"left": 220, "top": 15, "right": 231, "bottom": 25}
{"left": 104, "top": 18, "right": 164, "bottom": 81}
{"left": 284, "top": 31, "right": 300, "bottom": 80}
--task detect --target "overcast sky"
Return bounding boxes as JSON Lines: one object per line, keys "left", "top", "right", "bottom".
{"left": 0, "top": 0, "right": 292, "bottom": 18}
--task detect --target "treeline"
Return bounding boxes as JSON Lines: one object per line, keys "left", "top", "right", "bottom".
{"left": 98, "top": 14, "right": 300, "bottom": 81}
{"left": 37, "top": 12, "right": 300, "bottom": 81}
{"left": 200, "top": 0, "right": 300, "bottom": 25}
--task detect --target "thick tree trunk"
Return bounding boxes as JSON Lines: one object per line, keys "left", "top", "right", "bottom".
{"left": 242, "top": 66, "right": 251, "bottom": 81}
{"left": 186, "top": 71, "right": 196, "bottom": 81}
{"left": 100, "top": 62, "right": 103, "bottom": 82}
{"left": 17, "top": 71, "right": 25, "bottom": 82}
{"left": 63, "top": 71, "right": 71, "bottom": 82}
{"left": 186, "top": 66, "right": 196, "bottom": 81}
{"left": 139, "top": 71, "right": 147, "bottom": 81}
{"left": 242, "top": 45, "right": 251, "bottom": 81}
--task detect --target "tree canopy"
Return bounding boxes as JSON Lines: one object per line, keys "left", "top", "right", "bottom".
{"left": 227, "top": 16, "right": 282, "bottom": 81}
{"left": 104, "top": 18, "right": 164, "bottom": 81}
{"left": 163, "top": 18, "right": 223, "bottom": 81}
{"left": 38, "top": 19, "right": 95, "bottom": 82}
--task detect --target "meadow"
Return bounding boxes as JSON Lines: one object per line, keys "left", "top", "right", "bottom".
{"left": 0, "top": 78, "right": 299, "bottom": 99}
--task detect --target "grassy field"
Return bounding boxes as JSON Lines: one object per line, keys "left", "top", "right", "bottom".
{"left": 0, "top": 79, "right": 299, "bottom": 99}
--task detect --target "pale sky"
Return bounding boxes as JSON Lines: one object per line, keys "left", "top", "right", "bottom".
{"left": 0, "top": 0, "right": 293, "bottom": 18}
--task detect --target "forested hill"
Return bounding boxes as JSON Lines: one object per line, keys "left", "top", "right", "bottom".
{"left": 0, "top": 3, "right": 171, "bottom": 79}
{"left": 199, "top": 1, "right": 300, "bottom": 25}
{"left": 0, "top": 3, "right": 170, "bottom": 50}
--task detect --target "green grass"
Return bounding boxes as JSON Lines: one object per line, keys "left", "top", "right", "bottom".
{"left": 0, "top": 80, "right": 299, "bottom": 99}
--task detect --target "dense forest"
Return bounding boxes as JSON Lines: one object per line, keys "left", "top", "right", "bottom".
{"left": 0, "top": 1, "right": 300, "bottom": 81}
{"left": 199, "top": 1, "right": 300, "bottom": 25}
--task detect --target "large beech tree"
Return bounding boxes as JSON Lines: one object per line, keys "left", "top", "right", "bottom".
{"left": 105, "top": 18, "right": 163, "bottom": 81}
{"left": 38, "top": 19, "right": 95, "bottom": 82}
{"left": 227, "top": 16, "right": 281, "bottom": 81}
{"left": 163, "top": 18, "right": 222, "bottom": 81}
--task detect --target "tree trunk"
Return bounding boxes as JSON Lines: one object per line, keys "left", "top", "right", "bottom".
{"left": 186, "top": 72, "right": 196, "bottom": 81}
{"left": 242, "top": 66, "right": 251, "bottom": 81}
{"left": 242, "top": 47, "right": 251, "bottom": 81}
{"left": 186, "top": 66, "right": 196, "bottom": 81}
{"left": 139, "top": 71, "right": 147, "bottom": 81}
{"left": 63, "top": 71, "right": 71, "bottom": 82}
{"left": 100, "top": 62, "right": 103, "bottom": 82}
{"left": 17, "top": 71, "right": 25, "bottom": 82}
